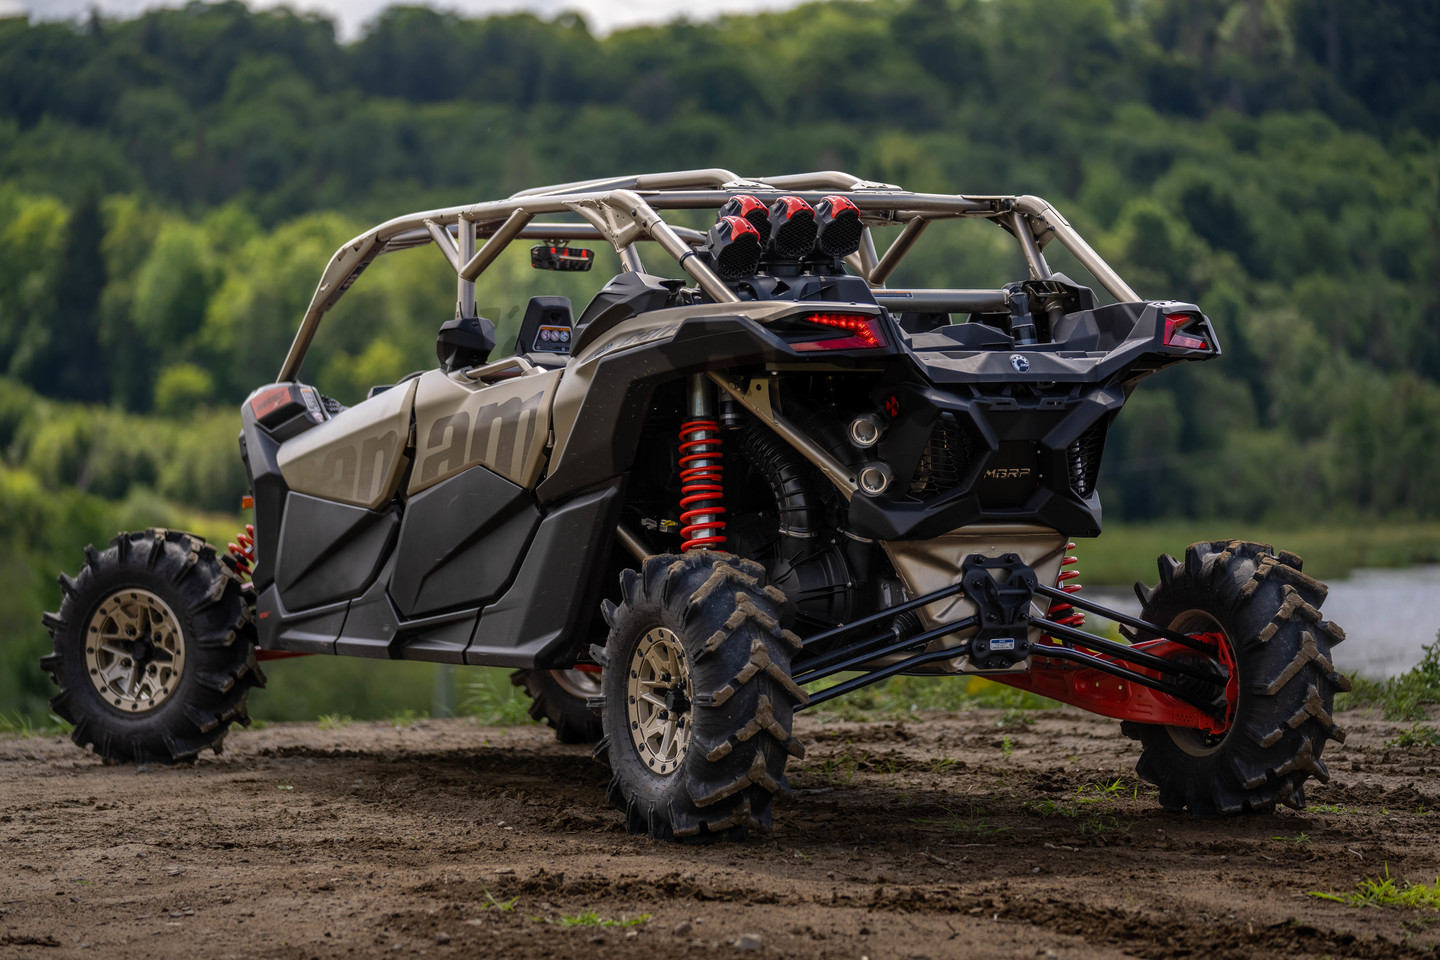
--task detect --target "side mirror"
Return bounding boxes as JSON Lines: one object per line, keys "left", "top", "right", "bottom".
{"left": 531, "top": 244, "right": 594, "bottom": 272}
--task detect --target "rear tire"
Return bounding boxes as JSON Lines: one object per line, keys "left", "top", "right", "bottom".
{"left": 510, "top": 668, "right": 603, "bottom": 744}
{"left": 40, "top": 529, "right": 262, "bottom": 764}
{"left": 1123, "top": 540, "right": 1349, "bottom": 815}
{"left": 592, "top": 552, "right": 807, "bottom": 842}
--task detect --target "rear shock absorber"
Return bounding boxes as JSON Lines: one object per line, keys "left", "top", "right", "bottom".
{"left": 678, "top": 374, "right": 725, "bottom": 552}
{"left": 227, "top": 523, "right": 256, "bottom": 582}
{"left": 1046, "top": 542, "right": 1084, "bottom": 627}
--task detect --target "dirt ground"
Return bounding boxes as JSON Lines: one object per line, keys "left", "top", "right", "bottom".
{"left": 2, "top": 707, "right": 1438, "bottom": 960}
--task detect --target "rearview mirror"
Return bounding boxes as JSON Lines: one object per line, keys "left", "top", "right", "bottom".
{"left": 531, "top": 244, "right": 594, "bottom": 272}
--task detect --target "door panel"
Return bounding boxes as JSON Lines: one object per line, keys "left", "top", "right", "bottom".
{"left": 273, "top": 493, "right": 399, "bottom": 611}
{"left": 388, "top": 464, "right": 540, "bottom": 618}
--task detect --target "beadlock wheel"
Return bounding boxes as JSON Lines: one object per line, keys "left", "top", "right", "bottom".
{"left": 625, "top": 627, "right": 693, "bottom": 776}
{"left": 84, "top": 588, "right": 186, "bottom": 714}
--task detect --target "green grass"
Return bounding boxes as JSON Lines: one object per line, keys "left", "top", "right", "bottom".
{"left": 480, "top": 887, "right": 519, "bottom": 912}
{"left": 316, "top": 713, "right": 353, "bottom": 730}
{"left": 549, "top": 911, "right": 651, "bottom": 928}
{"left": 1079, "top": 521, "right": 1440, "bottom": 586}
{"left": 460, "top": 670, "right": 536, "bottom": 726}
{"left": 808, "top": 674, "right": 1057, "bottom": 722}
{"left": 1386, "top": 724, "right": 1440, "bottom": 748}
{"left": 1311, "top": 866, "right": 1440, "bottom": 909}
{"left": 0, "top": 712, "right": 71, "bottom": 737}
{"left": 1338, "top": 640, "right": 1440, "bottom": 721}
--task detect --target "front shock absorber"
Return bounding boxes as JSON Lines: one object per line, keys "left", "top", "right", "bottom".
{"left": 1046, "top": 542, "right": 1084, "bottom": 627}
{"left": 678, "top": 375, "right": 725, "bottom": 552}
{"left": 227, "top": 523, "right": 256, "bottom": 582}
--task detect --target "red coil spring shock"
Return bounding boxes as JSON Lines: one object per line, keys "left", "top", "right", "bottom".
{"left": 1046, "top": 542, "right": 1085, "bottom": 627}
{"left": 228, "top": 523, "right": 256, "bottom": 581}
{"left": 678, "top": 419, "right": 726, "bottom": 551}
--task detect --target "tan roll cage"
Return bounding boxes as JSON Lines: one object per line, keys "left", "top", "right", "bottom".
{"left": 278, "top": 169, "right": 1140, "bottom": 381}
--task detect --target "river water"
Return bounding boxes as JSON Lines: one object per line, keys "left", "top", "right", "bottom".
{"left": 1086, "top": 565, "right": 1440, "bottom": 679}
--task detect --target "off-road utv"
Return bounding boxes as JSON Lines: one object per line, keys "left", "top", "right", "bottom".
{"left": 42, "top": 169, "right": 1349, "bottom": 842}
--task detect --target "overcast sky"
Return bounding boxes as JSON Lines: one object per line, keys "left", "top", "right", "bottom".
{"left": 2, "top": 0, "right": 808, "bottom": 38}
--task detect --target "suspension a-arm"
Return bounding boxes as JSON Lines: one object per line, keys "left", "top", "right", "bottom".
{"left": 793, "top": 553, "right": 1234, "bottom": 733}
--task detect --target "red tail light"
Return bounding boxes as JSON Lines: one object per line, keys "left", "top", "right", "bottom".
{"left": 791, "top": 312, "right": 887, "bottom": 351}
{"left": 1163, "top": 313, "right": 1209, "bottom": 351}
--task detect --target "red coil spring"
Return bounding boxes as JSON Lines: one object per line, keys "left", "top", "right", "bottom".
{"left": 678, "top": 419, "right": 726, "bottom": 551}
{"left": 228, "top": 523, "right": 256, "bottom": 581}
{"left": 1046, "top": 542, "right": 1084, "bottom": 627}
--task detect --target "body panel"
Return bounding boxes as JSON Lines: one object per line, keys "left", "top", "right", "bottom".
{"left": 408, "top": 367, "right": 559, "bottom": 495}
{"left": 277, "top": 379, "right": 417, "bottom": 509}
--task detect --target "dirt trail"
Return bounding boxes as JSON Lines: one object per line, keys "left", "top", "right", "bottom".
{"left": 2, "top": 708, "right": 1437, "bottom": 959}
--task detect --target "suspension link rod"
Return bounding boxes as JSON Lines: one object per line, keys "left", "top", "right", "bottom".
{"left": 1033, "top": 583, "right": 1213, "bottom": 653}
{"left": 1031, "top": 644, "right": 1220, "bottom": 715}
{"left": 1036, "top": 618, "right": 1224, "bottom": 685}
{"left": 799, "top": 645, "right": 972, "bottom": 710}
{"left": 800, "top": 580, "right": 969, "bottom": 649}
{"left": 795, "top": 616, "right": 978, "bottom": 684}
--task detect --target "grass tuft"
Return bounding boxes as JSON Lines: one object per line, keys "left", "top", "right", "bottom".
{"left": 1311, "top": 865, "right": 1440, "bottom": 909}
{"left": 1338, "top": 638, "right": 1440, "bottom": 722}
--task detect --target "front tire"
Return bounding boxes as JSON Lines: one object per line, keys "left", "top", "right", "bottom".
{"left": 1123, "top": 540, "right": 1349, "bottom": 815}
{"left": 41, "top": 529, "right": 262, "bottom": 764}
{"left": 593, "top": 552, "right": 807, "bottom": 842}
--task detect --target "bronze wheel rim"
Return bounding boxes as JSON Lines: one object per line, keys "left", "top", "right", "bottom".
{"left": 625, "top": 627, "right": 692, "bottom": 776}
{"left": 85, "top": 589, "right": 185, "bottom": 714}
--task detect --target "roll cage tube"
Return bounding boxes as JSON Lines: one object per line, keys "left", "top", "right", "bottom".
{"left": 276, "top": 170, "right": 1142, "bottom": 382}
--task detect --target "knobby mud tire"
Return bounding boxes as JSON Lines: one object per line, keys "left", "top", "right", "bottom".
{"left": 509, "top": 668, "right": 604, "bottom": 744}
{"left": 592, "top": 552, "right": 807, "bottom": 842}
{"left": 1122, "top": 540, "right": 1349, "bottom": 816}
{"left": 41, "top": 529, "right": 263, "bottom": 764}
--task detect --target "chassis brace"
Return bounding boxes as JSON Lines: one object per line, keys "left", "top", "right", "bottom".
{"left": 794, "top": 555, "right": 1234, "bottom": 734}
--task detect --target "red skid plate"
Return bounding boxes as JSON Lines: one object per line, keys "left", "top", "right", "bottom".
{"left": 990, "top": 632, "right": 1235, "bottom": 734}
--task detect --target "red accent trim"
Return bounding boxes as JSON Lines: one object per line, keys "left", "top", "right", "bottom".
{"left": 573, "top": 663, "right": 602, "bottom": 674}
{"left": 777, "top": 195, "right": 813, "bottom": 217}
{"left": 248, "top": 385, "right": 296, "bottom": 420}
{"left": 991, "top": 631, "right": 1234, "bottom": 734}
{"left": 718, "top": 214, "right": 759, "bottom": 239}
{"left": 791, "top": 312, "right": 886, "bottom": 350}
{"left": 1163, "top": 313, "right": 1209, "bottom": 350}
{"left": 732, "top": 194, "right": 767, "bottom": 217}
{"left": 884, "top": 395, "right": 899, "bottom": 417}
{"left": 255, "top": 649, "right": 312, "bottom": 661}
{"left": 678, "top": 419, "right": 726, "bottom": 551}
{"left": 821, "top": 195, "right": 859, "bottom": 215}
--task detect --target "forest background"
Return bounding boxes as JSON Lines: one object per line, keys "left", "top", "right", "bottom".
{"left": 1, "top": 0, "right": 1437, "bottom": 723}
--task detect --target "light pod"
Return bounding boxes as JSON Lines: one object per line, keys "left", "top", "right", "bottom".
{"left": 767, "top": 196, "right": 817, "bottom": 259}
{"left": 704, "top": 215, "right": 763, "bottom": 279}
{"left": 813, "top": 195, "right": 863, "bottom": 258}
{"left": 718, "top": 194, "right": 771, "bottom": 245}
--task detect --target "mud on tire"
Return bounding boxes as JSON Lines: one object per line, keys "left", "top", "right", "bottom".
{"left": 510, "top": 668, "right": 604, "bottom": 744}
{"left": 592, "top": 551, "right": 807, "bottom": 842}
{"left": 40, "top": 529, "right": 263, "bottom": 764}
{"left": 1122, "top": 540, "right": 1349, "bottom": 816}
